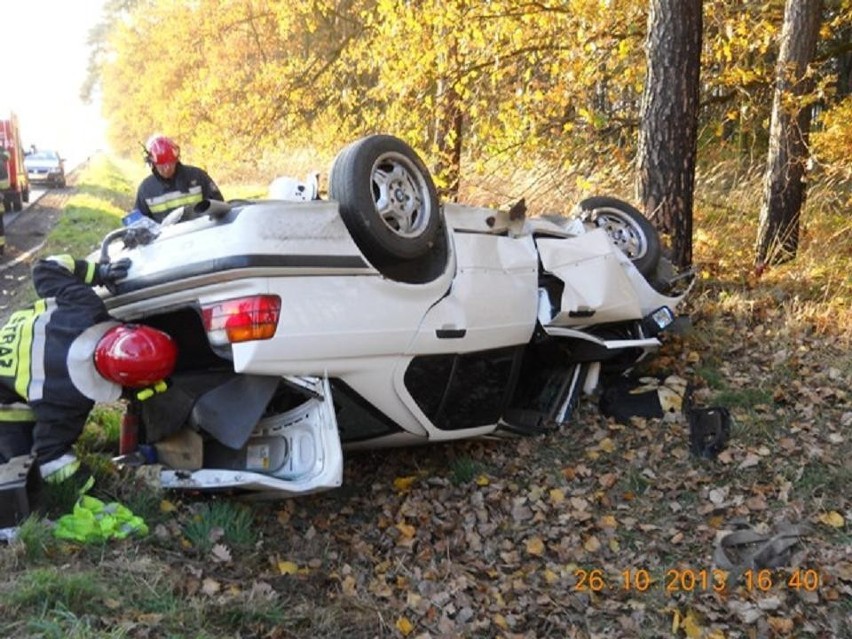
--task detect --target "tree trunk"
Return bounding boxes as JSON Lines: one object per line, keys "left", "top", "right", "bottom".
{"left": 636, "top": 0, "right": 703, "bottom": 270}
{"left": 433, "top": 34, "right": 463, "bottom": 202}
{"left": 433, "top": 80, "right": 463, "bottom": 201}
{"left": 755, "top": 0, "right": 823, "bottom": 267}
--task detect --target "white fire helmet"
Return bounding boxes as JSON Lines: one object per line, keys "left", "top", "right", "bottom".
{"left": 268, "top": 173, "right": 319, "bottom": 202}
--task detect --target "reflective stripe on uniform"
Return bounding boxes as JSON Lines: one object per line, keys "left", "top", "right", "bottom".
{"left": 46, "top": 254, "right": 76, "bottom": 273}
{"left": 0, "top": 310, "right": 31, "bottom": 378}
{"left": 84, "top": 261, "right": 96, "bottom": 284}
{"left": 0, "top": 405, "right": 36, "bottom": 421}
{"left": 13, "top": 299, "right": 54, "bottom": 401}
{"left": 25, "top": 299, "right": 54, "bottom": 401}
{"left": 42, "top": 453, "right": 80, "bottom": 484}
{"left": 146, "top": 185, "right": 203, "bottom": 214}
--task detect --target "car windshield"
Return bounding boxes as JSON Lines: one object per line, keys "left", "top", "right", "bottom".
{"left": 28, "top": 151, "right": 59, "bottom": 161}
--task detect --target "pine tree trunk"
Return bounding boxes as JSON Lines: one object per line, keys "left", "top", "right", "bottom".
{"left": 636, "top": 0, "right": 702, "bottom": 270}
{"left": 433, "top": 36, "right": 463, "bottom": 201}
{"left": 755, "top": 0, "right": 823, "bottom": 267}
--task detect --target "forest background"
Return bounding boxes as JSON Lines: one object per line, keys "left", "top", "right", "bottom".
{"left": 87, "top": 0, "right": 851, "bottom": 232}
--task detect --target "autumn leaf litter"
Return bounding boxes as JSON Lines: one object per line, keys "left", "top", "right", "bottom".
{"left": 152, "top": 292, "right": 851, "bottom": 638}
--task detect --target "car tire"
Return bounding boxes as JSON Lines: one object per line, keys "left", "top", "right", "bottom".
{"left": 329, "top": 134, "right": 443, "bottom": 264}
{"left": 576, "top": 196, "right": 661, "bottom": 277}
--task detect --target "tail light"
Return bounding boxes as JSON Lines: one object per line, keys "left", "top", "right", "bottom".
{"left": 202, "top": 295, "right": 281, "bottom": 345}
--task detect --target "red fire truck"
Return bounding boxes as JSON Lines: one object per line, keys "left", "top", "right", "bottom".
{"left": 0, "top": 112, "right": 31, "bottom": 212}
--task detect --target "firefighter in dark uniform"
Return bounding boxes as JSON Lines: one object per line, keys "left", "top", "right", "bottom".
{"left": 0, "top": 254, "right": 178, "bottom": 480}
{"left": 134, "top": 135, "right": 224, "bottom": 223}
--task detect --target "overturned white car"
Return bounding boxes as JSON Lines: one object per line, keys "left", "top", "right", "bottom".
{"left": 96, "top": 134, "right": 692, "bottom": 495}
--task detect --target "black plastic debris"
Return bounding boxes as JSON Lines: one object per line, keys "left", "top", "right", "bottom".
{"left": 0, "top": 455, "right": 42, "bottom": 528}
{"left": 688, "top": 406, "right": 731, "bottom": 459}
{"left": 599, "top": 374, "right": 690, "bottom": 424}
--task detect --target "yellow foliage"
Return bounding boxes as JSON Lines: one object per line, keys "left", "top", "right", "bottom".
{"left": 92, "top": 0, "right": 851, "bottom": 223}
{"left": 812, "top": 96, "right": 852, "bottom": 179}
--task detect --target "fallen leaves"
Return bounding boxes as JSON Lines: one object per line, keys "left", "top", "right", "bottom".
{"left": 583, "top": 535, "right": 601, "bottom": 552}
{"left": 393, "top": 475, "right": 417, "bottom": 492}
{"left": 817, "top": 511, "right": 845, "bottom": 528}
{"left": 524, "top": 537, "right": 545, "bottom": 557}
{"left": 395, "top": 616, "right": 414, "bottom": 635}
{"left": 395, "top": 521, "right": 417, "bottom": 538}
{"left": 36, "top": 296, "right": 847, "bottom": 639}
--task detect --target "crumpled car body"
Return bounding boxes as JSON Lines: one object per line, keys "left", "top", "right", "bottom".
{"left": 94, "top": 135, "right": 692, "bottom": 496}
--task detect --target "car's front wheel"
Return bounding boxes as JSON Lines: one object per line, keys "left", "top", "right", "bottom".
{"left": 576, "top": 197, "right": 661, "bottom": 277}
{"left": 329, "top": 135, "right": 443, "bottom": 265}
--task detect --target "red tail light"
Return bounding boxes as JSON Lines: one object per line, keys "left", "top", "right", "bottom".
{"left": 202, "top": 295, "right": 281, "bottom": 345}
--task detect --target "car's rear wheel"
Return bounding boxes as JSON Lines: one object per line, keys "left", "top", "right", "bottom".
{"left": 329, "top": 135, "right": 443, "bottom": 265}
{"left": 576, "top": 196, "right": 661, "bottom": 277}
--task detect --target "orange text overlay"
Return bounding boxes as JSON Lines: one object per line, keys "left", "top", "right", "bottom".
{"left": 573, "top": 568, "right": 822, "bottom": 594}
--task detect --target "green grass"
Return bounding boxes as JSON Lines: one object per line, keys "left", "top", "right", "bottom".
{"left": 694, "top": 364, "right": 725, "bottom": 390}
{"left": 181, "top": 500, "right": 257, "bottom": 553}
{"left": 14, "top": 516, "right": 60, "bottom": 562}
{"left": 448, "top": 454, "right": 481, "bottom": 485}
{"left": 1, "top": 568, "right": 106, "bottom": 616}
{"left": 711, "top": 386, "right": 773, "bottom": 409}
{"left": 42, "top": 156, "right": 134, "bottom": 260}
{"left": 784, "top": 461, "right": 852, "bottom": 506}
{"left": 22, "top": 607, "right": 131, "bottom": 639}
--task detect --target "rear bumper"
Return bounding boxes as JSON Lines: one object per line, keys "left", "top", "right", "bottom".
{"left": 157, "top": 376, "right": 344, "bottom": 496}
{"left": 27, "top": 171, "right": 64, "bottom": 184}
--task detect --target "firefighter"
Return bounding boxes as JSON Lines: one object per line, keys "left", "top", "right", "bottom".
{"left": 0, "top": 254, "right": 178, "bottom": 481}
{"left": 134, "top": 135, "right": 223, "bottom": 223}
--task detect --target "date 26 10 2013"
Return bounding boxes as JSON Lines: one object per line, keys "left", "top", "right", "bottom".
{"left": 574, "top": 567, "right": 822, "bottom": 594}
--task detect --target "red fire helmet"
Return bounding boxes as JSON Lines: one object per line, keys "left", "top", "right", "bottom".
{"left": 146, "top": 135, "right": 180, "bottom": 165}
{"left": 93, "top": 324, "right": 178, "bottom": 387}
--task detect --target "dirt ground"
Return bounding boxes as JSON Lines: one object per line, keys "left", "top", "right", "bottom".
{"left": 0, "top": 178, "right": 75, "bottom": 323}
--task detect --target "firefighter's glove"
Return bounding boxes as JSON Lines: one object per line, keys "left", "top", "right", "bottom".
{"left": 136, "top": 379, "right": 169, "bottom": 401}
{"left": 96, "top": 258, "right": 132, "bottom": 286}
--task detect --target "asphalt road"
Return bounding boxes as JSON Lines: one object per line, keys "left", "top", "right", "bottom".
{"left": 5, "top": 187, "right": 48, "bottom": 225}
